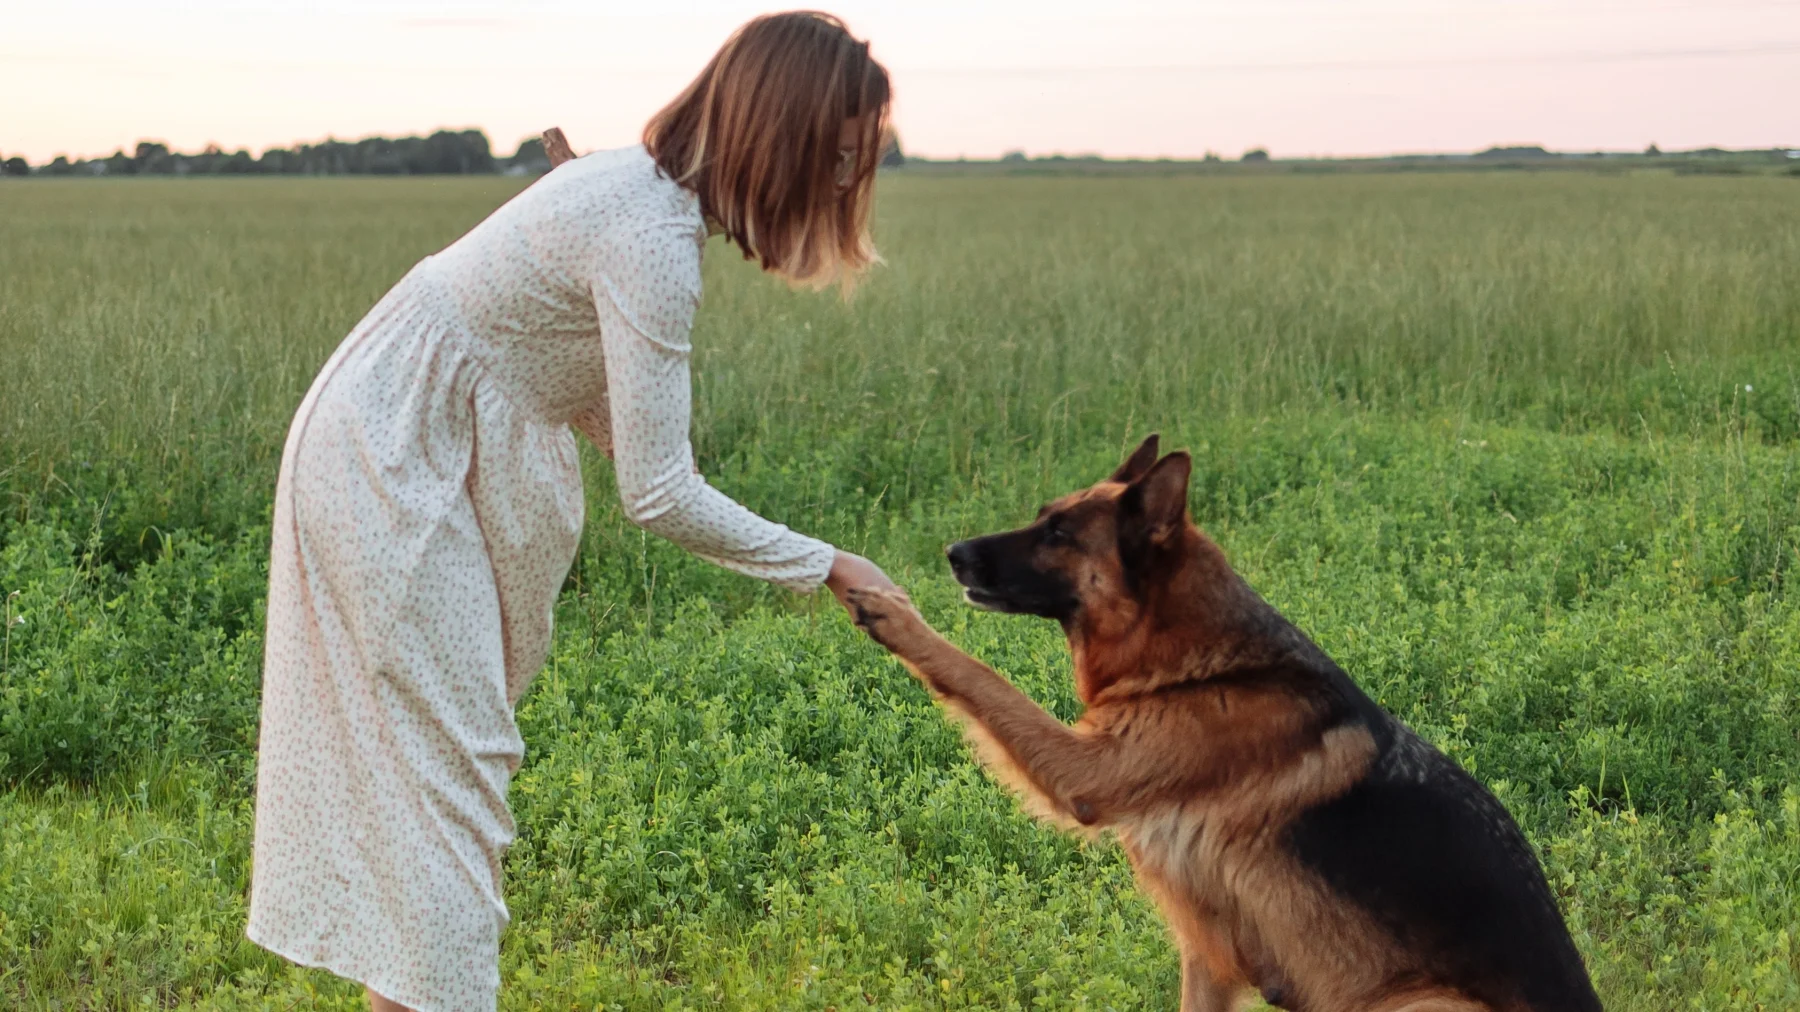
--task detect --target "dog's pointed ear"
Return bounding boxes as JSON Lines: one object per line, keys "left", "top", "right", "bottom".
{"left": 1109, "top": 433, "right": 1160, "bottom": 484}
{"left": 1119, "top": 451, "right": 1192, "bottom": 551}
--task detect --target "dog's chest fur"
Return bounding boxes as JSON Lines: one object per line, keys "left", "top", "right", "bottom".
{"left": 1095, "top": 692, "right": 1411, "bottom": 1010}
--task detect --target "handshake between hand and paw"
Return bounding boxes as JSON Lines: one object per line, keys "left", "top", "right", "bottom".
{"left": 820, "top": 551, "right": 946, "bottom": 670}
{"left": 845, "top": 586, "right": 934, "bottom": 659}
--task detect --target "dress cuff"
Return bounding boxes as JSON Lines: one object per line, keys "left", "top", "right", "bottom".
{"left": 776, "top": 536, "right": 838, "bottom": 595}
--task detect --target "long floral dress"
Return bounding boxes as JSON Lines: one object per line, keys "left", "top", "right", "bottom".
{"left": 246, "top": 145, "right": 835, "bottom": 1011}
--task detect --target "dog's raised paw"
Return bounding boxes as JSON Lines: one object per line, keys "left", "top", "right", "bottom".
{"left": 845, "top": 588, "right": 929, "bottom": 654}
{"left": 844, "top": 587, "right": 910, "bottom": 625}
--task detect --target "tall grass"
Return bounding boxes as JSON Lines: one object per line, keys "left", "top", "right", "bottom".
{"left": 5, "top": 174, "right": 1796, "bottom": 553}
{"left": 2, "top": 171, "right": 1798, "bottom": 1008}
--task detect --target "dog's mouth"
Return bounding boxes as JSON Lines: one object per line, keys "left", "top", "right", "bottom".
{"left": 956, "top": 576, "right": 1058, "bottom": 616}
{"left": 961, "top": 586, "right": 1017, "bottom": 612}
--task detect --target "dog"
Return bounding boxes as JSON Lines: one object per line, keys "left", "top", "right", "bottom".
{"left": 847, "top": 435, "right": 1601, "bottom": 1012}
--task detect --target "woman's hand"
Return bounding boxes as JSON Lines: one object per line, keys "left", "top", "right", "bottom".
{"left": 825, "top": 550, "right": 898, "bottom": 612}
{"left": 541, "top": 127, "right": 577, "bottom": 168}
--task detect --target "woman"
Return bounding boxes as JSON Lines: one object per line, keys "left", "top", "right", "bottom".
{"left": 246, "top": 12, "right": 896, "bottom": 1011}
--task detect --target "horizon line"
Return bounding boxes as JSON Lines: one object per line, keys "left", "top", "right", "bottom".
{"left": 14, "top": 137, "right": 1799, "bottom": 168}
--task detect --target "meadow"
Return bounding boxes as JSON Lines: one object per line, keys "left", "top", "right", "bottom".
{"left": 2, "top": 168, "right": 1798, "bottom": 1009}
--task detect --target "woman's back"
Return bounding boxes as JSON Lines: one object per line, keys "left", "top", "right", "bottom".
{"left": 420, "top": 145, "right": 706, "bottom": 423}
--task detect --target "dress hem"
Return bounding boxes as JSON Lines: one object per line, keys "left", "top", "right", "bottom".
{"left": 246, "top": 923, "right": 491, "bottom": 1012}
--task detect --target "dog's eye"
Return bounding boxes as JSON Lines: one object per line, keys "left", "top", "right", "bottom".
{"left": 1041, "top": 525, "right": 1072, "bottom": 546}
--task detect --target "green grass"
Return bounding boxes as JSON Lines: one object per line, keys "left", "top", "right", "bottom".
{"left": 2, "top": 171, "right": 1798, "bottom": 1009}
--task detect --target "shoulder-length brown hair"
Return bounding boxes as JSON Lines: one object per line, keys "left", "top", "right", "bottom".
{"left": 644, "top": 11, "right": 891, "bottom": 293}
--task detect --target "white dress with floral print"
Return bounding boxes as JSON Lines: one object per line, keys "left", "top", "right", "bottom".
{"left": 247, "top": 145, "right": 835, "bottom": 1011}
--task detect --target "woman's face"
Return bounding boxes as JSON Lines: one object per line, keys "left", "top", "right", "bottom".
{"left": 835, "top": 114, "right": 874, "bottom": 189}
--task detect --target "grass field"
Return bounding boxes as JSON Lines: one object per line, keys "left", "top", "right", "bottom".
{"left": 2, "top": 170, "right": 1799, "bottom": 1009}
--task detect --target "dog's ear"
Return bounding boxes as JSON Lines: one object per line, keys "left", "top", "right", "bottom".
{"left": 1109, "top": 433, "right": 1160, "bottom": 484}
{"left": 1118, "top": 451, "right": 1192, "bottom": 565}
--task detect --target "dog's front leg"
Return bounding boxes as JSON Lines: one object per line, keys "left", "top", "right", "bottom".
{"left": 1181, "top": 957, "right": 1247, "bottom": 1012}
{"left": 849, "top": 589, "right": 1146, "bottom": 827}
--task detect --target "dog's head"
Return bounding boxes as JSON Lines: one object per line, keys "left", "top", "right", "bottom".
{"left": 946, "top": 434, "right": 1199, "bottom": 634}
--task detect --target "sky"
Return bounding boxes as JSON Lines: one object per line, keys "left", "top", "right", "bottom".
{"left": 4, "top": 0, "right": 1797, "bottom": 164}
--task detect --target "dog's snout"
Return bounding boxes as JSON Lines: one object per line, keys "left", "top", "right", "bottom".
{"left": 946, "top": 540, "right": 978, "bottom": 576}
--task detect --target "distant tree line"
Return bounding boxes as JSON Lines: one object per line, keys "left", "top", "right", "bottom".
{"left": 5, "top": 132, "right": 1788, "bottom": 179}
{"left": 939, "top": 144, "right": 1799, "bottom": 178}
{"left": 1, "top": 128, "right": 907, "bottom": 177}
{"left": 1001, "top": 146, "right": 1268, "bottom": 164}
{"left": 1, "top": 130, "right": 541, "bottom": 177}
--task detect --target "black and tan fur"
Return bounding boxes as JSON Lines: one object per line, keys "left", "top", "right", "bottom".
{"left": 848, "top": 435, "right": 1600, "bottom": 1012}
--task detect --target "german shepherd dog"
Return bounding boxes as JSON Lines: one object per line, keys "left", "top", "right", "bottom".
{"left": 847, "top": 436, "right": 1601, "bottom": 1012}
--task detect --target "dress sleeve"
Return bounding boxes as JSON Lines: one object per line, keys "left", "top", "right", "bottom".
{"left": 587, "top": 220, "right": 836, "bottom": 594}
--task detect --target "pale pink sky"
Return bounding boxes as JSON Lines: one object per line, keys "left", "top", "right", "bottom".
{"left": 5, "top": 0, "right": 1797, "bottom": 164}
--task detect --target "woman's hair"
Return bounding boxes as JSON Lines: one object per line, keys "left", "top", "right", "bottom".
{"left": 643, "top": 11, "right": 891, "bottom": 292}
